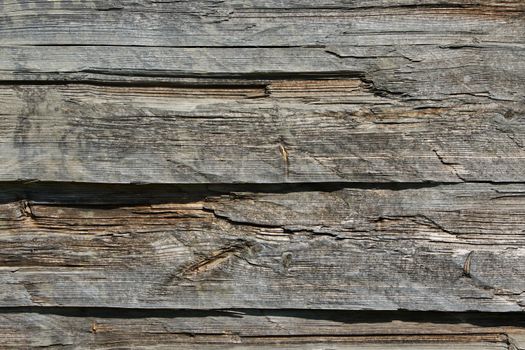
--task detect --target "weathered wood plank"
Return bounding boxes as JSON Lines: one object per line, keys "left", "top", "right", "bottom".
{"left": 1, "top": 43, "right": 523, "bottom": 102}
{"left": 1, "top": 82, "right": 523, "bottom": 183}
{"left": 0, "top": 183, "right": 524, "bottom": 310}
{"left": 0, "top": 1, "right": 523, "bottom": 102}
{"left": 1, "top": 0, "right": 523, "bottom": 47}
{"left": 0, "top": 308, "right": 519, "bottom": 349}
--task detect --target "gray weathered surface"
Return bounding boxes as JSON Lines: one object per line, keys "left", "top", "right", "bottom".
{"left": 1, "top": 0, "right": 523, "bottom": 46}
{"left": 1, "top": 183, "right": 524, "bottom": 311}
{"left": 0, "top": 0, "right": 524, "bottom": 184}
{"left": 1, "top": 82, "right": 524, "bottom": 183}
{"left": 0, "top": 308, "right": 519, "bottom": 349}
{"left": 1, "top": 0, "right": 523, "bottom": 103}
{"left": 1, "top": 0, "right": 525, "bottom": 347}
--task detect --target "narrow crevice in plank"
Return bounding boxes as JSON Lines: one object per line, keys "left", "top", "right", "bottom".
{"left": 4, "top": 44, "right": 328, "bottom": 49}
{"left": 0, "top": 308, "right": 524, "bottom": 326}
{"left": 0, "top": 181, "right": 503, "bottom": 204}
{"left": 0, "top": 79, "right": 273, "bottom": 90}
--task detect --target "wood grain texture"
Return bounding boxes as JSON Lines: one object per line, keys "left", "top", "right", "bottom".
{"left": 1, "top": 82, "right": 523, "bottom": 183}
{"left": 2, "top": 33, "right": 524, "bottom": 101}
{"left": 0, "top": 308, "right": 520, "bottom": 349}
{"left": 0, "top": 0, "right": 523, "bottom": 184}
{"left": 1, "top": 0, "right": 524, "bottom": 347}
{"left": 0, "top": 183, "right": 524, "bottom": 311}
{"left": 1, "top": 0, "right": 523, "bottom": 46}
{"left": 1, "top": 0, "right": 523, "bottom": 102}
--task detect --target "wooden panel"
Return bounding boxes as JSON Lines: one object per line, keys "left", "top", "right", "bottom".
{"left": 0, "top": 308, "right": 519, "bottom": 349}
{"left": 0, "top": 1, "right": 523, "bottom": 102}
{"left": 2, "top": 1, "right": 522, "bottom": 46}
{"left": 1, "top": 1, "right": 524, "bottom": 347}
{"left": 2, "top": 43, "right": 523, "bottom": 102}
{"left": 0, "top": 183, "right": 524, "bottom": 311}
{"left": 1, "top": 82, "right": 523, "bottom": 183}
{"left": 1, "top": 0, "right": 523, "bottom": 184}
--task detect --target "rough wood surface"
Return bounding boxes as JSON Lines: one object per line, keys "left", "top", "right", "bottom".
{"left": 1, "top": 0, "right": 524, "bottom": 347}
{"left": 1, "top": 1, "right": 524, "bottom": 95}
{"left": 1, "top": 82, "right": 523, "bottom": 183}
{"left": 0, "top": 308, "right": 520, "bottom": 349}
{"left": 0, "top": 0, "right": 524, "bottom": 184}
{"left": 1, "top": 0, "right": 523, "bottom": 46}
{"left": 0, "top": 183, "right": 524, "bottom": 311}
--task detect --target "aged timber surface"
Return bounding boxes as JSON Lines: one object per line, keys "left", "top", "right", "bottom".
{"left": 1, "top": 0, "right": 525, "bottom": 348}
{"left": 0, "top": 182, "right": 524, "bottom": 311}
{"left": 1, "top": 82, "right": 524, "bottom": 183}
{"left": 1, "top": 309, "right": 521, "bottom": 349}
{"left": 0, "top": 0, "right": 524, "bottom": 183}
